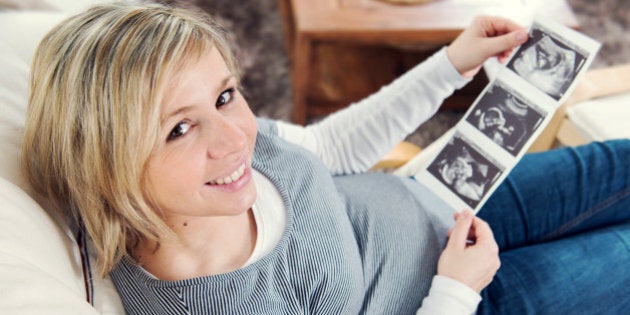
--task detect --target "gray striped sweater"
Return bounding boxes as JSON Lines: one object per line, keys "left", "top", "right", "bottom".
{"left": 110, "top": 120, "right": 443, "bottom": 314}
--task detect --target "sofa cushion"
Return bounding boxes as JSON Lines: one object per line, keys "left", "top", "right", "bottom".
{"left": 0, "top": 9, "right": 124, "bottom": 314}
{"left": 0, "top": 178, "right": 99, "bottom": 314}
{"left": 567, "top": 92, "right": 630, "bottom": 142}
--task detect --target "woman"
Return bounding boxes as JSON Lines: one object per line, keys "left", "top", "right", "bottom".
{"left": 22, "top": 3, "right": 630, "bottom": 314}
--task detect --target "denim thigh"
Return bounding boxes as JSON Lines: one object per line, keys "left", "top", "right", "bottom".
{"left": 478, "top": 139, "right": 630, "bottom": 250}
{"left": 477, "top": 221, "right": 630, "bottom": 314}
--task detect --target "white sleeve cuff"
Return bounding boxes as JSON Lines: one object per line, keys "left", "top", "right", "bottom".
{"left": 416, "top": 275, "right": 481, "bottom": 315}
{"left": 435, "top": 47, "right": 471, "bottom": 90}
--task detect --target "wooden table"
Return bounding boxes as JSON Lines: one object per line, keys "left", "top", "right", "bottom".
{"left": 279, "top": 0, "right": 579, "bottom": 124}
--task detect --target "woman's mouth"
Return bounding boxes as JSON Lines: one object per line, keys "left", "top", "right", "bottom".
{"left": 207, "top": 163, "right": 247, "bottom": 186}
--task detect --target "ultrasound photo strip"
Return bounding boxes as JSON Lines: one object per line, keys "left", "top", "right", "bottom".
{"left": 426, "top": 133, "right": 504, "bottom": 209}
{"left": 464, "top": 79, "right": 546, "bottom": 156}
{"left": 506, "top": 19, "right": 594, "bottom": 102}
{"left": 413, "top": 16, "right": 601, "bottom": 214}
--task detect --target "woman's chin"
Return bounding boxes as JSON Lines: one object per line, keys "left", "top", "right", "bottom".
{"left": 225, "top": 181, "right": 257, "bottom": 216}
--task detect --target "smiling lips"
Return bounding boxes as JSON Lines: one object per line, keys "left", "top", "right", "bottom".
{"left": 207, "top": 163, "right": 247, "bottom": 186}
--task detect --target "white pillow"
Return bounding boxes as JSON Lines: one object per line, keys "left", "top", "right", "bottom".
{"left": 0, "top": 0, "right": 55, "bottom": 10}
{"left": 567, "top": 92, "right": 630, "bottom": 142}
{"left": 0, "top": 178, "right": 99, "bottom": 314}
{"left": 0, "top": 0, "right": 113, "bottom": 13}
{"left": 0, "top": 41, "right": 31, "bottom": 193}
{"left": 0, "top": 9, "right": 123, "bottom": 314}
{"left": 0, "top": 12, "right": 69, "bottom": 65}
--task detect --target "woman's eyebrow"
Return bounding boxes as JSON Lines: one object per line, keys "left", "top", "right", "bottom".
{"left": 161, "top": 106, "right": 195, "bottom": 126}
{"left": 219, "top": 75, "right": 234, "bottom": 88}
{"left": 216, "top": 75, "right": 236, "bottom": 93}
{"left": 160, "top": 75, "right": 235, "bottom": 125}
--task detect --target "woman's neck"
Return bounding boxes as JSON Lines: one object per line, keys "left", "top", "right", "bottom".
{"left": 133, "top": 208, "right": 257, "bottom": 281}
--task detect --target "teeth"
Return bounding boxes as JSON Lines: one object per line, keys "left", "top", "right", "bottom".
{"left": 208, "top": 163, "right": 246, "bottom": 186}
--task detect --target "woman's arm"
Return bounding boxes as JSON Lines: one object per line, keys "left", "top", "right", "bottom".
{"left": 278, "top": 16, "right": 527, "bottom": 175}
{"left": 417, "top": 210, "right": 499, "bottom": 314}
{"left": 278, "top": 48, "right": 467, "bottom": 175}
{"left": 416, "top": 275, "right": 481, "bottom": 315}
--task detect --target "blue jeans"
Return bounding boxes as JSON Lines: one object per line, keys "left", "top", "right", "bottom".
{"left": 476, "top": 140, "right": 630, "bottom": 314}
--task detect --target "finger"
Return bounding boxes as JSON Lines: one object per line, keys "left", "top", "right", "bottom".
{"left": 452, "top": 209, "right": 467, "bottom": 221}
{"left": 470, "top": 217, "right": 497, "bottom": 247}
{"left": 446, "top": 226, "right": 475, "bottom": 242}
{"left": 483, "top": 30, "right": 528, "bottom": 58}
{"left": 498, "top": 48, "right": 515, "bottom": 62}
{"left": 448, "top": 209, "right": 471, "bottom": 237}
{"left": 488, "top": 17, "right": 527, "bottom": 35}
{"left": 446, "top": 210, "right": 474, "bottom": 250}
{"left": 467, "top": 222, "right": 477, "bottom": 242}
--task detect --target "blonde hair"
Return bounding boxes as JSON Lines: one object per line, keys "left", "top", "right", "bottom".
{"left": 22, "top": 2, "right": 239, "bottom": 276}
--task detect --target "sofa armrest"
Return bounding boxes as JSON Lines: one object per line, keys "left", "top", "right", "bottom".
{"left": 529, "top": 63, "right": 630, "bottom": 152}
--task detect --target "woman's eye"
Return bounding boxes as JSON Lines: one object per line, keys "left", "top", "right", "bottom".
{"left": 217, "top": 88, "right": 235, "bottom": 107}
{"left": 167, "top": 121, "right": 191, "bottom": 141}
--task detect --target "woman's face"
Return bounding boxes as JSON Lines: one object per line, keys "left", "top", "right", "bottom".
{"left": 145, "top": 46, "right": 257, "bottom": 221}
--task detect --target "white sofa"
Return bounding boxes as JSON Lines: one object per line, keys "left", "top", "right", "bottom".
{"left": 0, "top": 1, "right": 126, "bottom": 313}
{"left": 554, "top": 63, "right": 630, "bottom": 147}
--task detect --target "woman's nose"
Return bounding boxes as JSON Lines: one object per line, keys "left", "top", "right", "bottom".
{"left": 205, "top": 116, "right": 247, "bottom": 160}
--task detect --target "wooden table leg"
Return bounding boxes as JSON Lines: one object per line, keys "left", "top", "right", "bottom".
{"left": 291, "top": 34, "right": 312, "bottom": 125}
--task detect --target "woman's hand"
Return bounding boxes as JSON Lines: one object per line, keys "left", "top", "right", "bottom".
{"left": 447, "top": 16, "right": 529, "bottom": 78}
{"left": 437, "top": 210, "right": 500, "bottom": 293}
